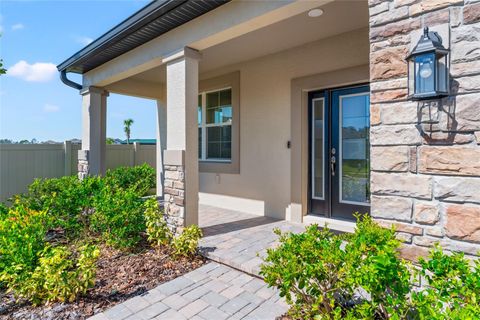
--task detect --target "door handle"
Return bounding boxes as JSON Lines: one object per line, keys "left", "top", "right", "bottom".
{"left": 331, "top": 155, "right": 336, "bottom": 176}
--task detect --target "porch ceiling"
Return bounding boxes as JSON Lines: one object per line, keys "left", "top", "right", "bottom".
{"left": 130, "top": 0, "right": 368, "bottom": 84}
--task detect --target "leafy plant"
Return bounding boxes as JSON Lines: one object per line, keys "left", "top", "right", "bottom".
{"left": 104, "top": 164, "right": 155, "bottom": 196}
{"left": 15, "top": 175, "right": 102, "bottom": 238}
{"left": 261, "top": 224, "right": 351, "bottom": 319}
{"left": 2, "top": 244, "right": 99, "bottom": 305}
{"left": 91, "top": 185, "right": 145, "bottom": 248}
{"left": 144, "top": 198, "right": 171, "bottom": 246}
{"left": 172, "top": 225, "right": 203, "bottom": 257}
{"left": 343, "top": 214, "right": 411, "bottom": 319}
{"left": 0, "top": 165, "right": 163, "bottom": 306}
{"left": 409, "top": 246, "right": 480, "bottom": 319}
{"left": 0, "top": 205, "right": 52, "bottom": 278}
{"left": 261, "top": 215, "right": 480, "bottom": 320}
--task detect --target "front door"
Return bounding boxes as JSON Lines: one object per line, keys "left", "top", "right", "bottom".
{"left": 309, "top": 85, "right": 370, "bottom": 220}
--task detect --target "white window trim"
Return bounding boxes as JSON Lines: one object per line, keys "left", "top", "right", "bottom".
{"left": 198, "top": 86, "right": 232, "bottom": 163}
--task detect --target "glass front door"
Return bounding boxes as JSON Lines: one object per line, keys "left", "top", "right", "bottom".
{"left": 309, "top": 85, "right": 370, "bottom": 220}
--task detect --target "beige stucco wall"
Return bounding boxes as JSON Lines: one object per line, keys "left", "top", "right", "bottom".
{"left": 198, "top": 28, "right": 369, "bottom": 219}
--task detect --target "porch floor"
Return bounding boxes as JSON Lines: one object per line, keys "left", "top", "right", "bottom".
{"left": 198, "top": 204, "right": 305, "bottom": 277}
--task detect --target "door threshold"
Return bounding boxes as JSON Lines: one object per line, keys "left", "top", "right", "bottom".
{"left": 303, "top": 215, "right": 356, "bottom": 233}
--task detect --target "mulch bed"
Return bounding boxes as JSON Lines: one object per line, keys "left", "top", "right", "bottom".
{"left": 0, "top": 241, "right": 206, "bottom": 320}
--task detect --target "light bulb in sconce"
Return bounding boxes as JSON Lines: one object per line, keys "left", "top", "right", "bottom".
{"left": 419, "top": 62, "right": 433, "bottom": 79}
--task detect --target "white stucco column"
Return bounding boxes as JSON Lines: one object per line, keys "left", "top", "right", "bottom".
{"left": 163, "top": 47, "right": 200, "bottom": 231}
{"left": 78, "top": 86, "right": 108, "bottom": 178}
{"left": 156, "top": 98, "right": 167, "bottom": 197}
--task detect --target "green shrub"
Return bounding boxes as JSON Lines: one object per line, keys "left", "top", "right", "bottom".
{"left": 261, "top": 225, "right": 348, "bottom": 319}
{"left": 261, "top": 215, "right": 412, "bottom": 319}
{"left": 0, "top": 202, "right": 8, "bottom": 219}
{"left": 409, "top": 246, "right": 480, "bottom": 319}
{"left": 0, "top": 205, "right": 52, "bottom": 278}
{"left": 2, "top": 244, "right": 99, "bottom": 305}
{"left": 14, "top": 175, "right": 102, "bottom": 238}
{"left": 261, "top": 215, "right": 480, "bottom": 320}
{"left": 343, "top": 214, "right": 411, "bottom": 319}
{"left": 104, "top": 164, "right": 155, "bottom": 196}
{"left": 144, "top": 198, "right": 171, "bottom": 246}
{"left": 91, "top": 185, "right": 146, "bottom": 248}
{"left": 172, "top": 225, "right": 203, "bottom": 257}
{"left": 0, "top": 165, "right": 159, "bottom": 306}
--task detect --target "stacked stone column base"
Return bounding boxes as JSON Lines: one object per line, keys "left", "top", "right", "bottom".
{"left": 163, "top": 150, "right": 186, "bottom": 236}
{"left": 78, "top": 150, "right": 89, "bottom": 180}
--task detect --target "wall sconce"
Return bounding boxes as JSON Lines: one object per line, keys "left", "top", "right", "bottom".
{"left": 407, "top": 27, "right": 449, "bottom": 101}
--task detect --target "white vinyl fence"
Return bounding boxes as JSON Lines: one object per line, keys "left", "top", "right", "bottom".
{"left": 0, "top": 141, "right": 156, "bottom": 202}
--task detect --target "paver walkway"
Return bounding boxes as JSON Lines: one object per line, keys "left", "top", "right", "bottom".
{"left": 90, "top": 262, "right": 288, "bottom": 320}
{"left": 91, "top": 205, "right": 307, "bottom": 320}
{"left": 199, "top": 205, "right": 305, "bottom": 276}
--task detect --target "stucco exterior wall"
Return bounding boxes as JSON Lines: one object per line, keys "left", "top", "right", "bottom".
{"left": 198, "top": 28, "right": 369, "bottom": 219}
{"left": 368, "top": 0, "right": 480, "bottom": 259}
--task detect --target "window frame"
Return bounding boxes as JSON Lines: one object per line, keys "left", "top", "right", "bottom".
{"left": 198, "top": 71, "right": 240, "bottom": 174}
{"left": 198, "top": 86, "right": 232, "bottom": 163}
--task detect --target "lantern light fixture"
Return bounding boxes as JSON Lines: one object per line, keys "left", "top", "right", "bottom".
{"left": 406, "top": 27, "right": 450, "bottom": 101}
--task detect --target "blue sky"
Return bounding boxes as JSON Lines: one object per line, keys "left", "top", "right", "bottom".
{"left": 0, "top": 0, "right": 159, "bottom": 142}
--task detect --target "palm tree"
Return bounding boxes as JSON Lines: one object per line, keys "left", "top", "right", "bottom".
{"left": 124, "top": 119, "right": 134, "bottom": 144}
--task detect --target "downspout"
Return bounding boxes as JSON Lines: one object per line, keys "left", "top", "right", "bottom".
{"left": 60, "top": 70, "right": 82, "bottom": 90}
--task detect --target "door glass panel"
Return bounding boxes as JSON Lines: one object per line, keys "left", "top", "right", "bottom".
{"left": 312, "top": 98, "right": 324, "bottom": 199}
{"left": 340, "top": 93, "right": 370, "bottom": 204}
{"left": 198, "top": 95, "right": 202, "bottom": 158}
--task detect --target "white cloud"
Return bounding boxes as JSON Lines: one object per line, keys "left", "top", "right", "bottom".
{"left": 11, "top": 23, "right": 24, "bottom": 31}
{"left": 43, "top": 104, "right": 60, "bottom": 113}
{"left": 8, "top": 60, "right": 57, "bottom": 82}
{"left": 75, "top": 36, "right": 93, "bottom": 46}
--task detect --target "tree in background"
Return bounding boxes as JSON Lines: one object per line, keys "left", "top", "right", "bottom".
{"left": 123, "top": 119, "right": 134, "bottom": 144}
{"left": 106, "top": 137, "right": 115, "bottom": 145}
{"left": 0, "top": 36, "right": 6, "bottom": 75}
{"left": 0, "top": 60, "right": 6, "bottom": 75}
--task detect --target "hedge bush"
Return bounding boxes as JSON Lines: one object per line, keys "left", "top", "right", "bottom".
{"left": 261, "top": 215, "right": 480, "bottom": 319}
{"left": 91, "top": 183, "right": 146, "bottom": 248}
{"left": 104, "top": 163, "right": 155, "bottom": 196}
{"left": 0, "top": 164, "right": 202, "bottom": 305}
{"left": 1, "top": 244, "right": 99, "bottom": 305}
{"left": 0, "top": 205, "right": 52, "bottom": 282}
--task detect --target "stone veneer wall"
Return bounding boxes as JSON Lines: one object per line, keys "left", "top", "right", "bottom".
{"left": 163, "top": 163, "right": 186, "bottom": 235}
{"left": 77, "top": 150, "right": 89, "bottom": 180}
{"left": 368, "top": 0, "right": 480, "bottom": 260}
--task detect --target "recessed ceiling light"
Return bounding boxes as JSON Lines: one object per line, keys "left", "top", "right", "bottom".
{"left": 308, "top": 8, "right": 324, "bottom": 18}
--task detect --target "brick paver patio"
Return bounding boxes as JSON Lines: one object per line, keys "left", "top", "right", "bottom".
{"left": 199, "top": 205, "right": 305, "bottom": 276}
{"left": 90, "top": 205, "right": 306, "bottom": 320}
{"left": 90, "top": 262, "right": 288, "bottom": 320}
